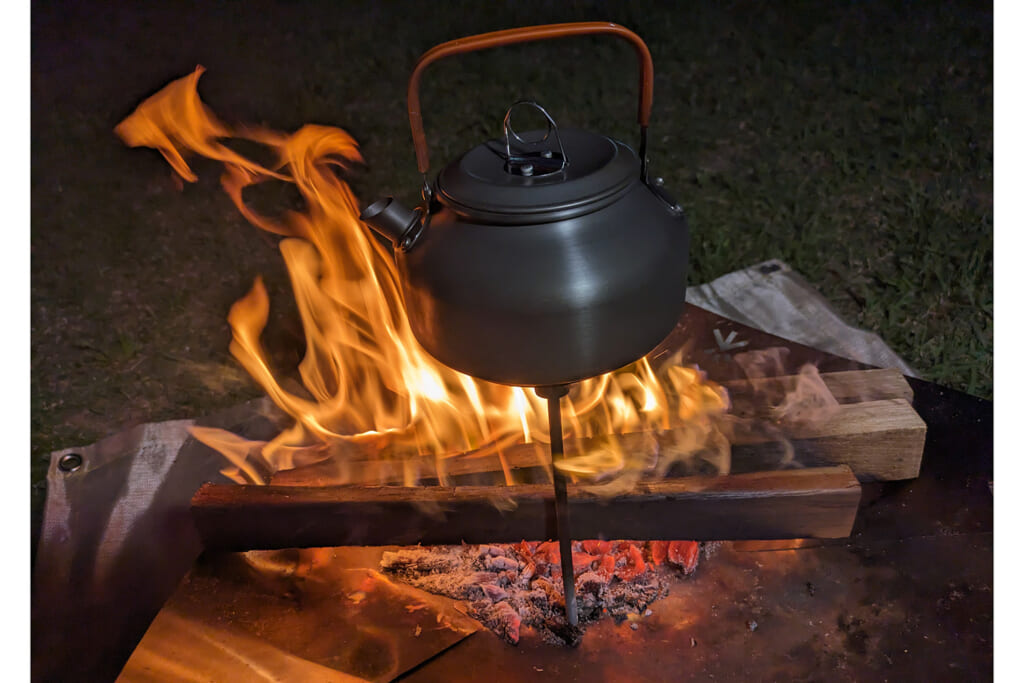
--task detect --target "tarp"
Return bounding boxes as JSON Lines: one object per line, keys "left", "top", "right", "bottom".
{"left": 685, "top": 260, "right": 917, "bottom": 377}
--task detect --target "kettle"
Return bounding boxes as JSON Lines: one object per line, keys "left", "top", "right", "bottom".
{"left": 361, "top": 22, "right": 689, "bottom": 388}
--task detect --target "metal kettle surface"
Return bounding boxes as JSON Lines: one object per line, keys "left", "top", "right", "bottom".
{"left": 361, "top": 22, "right": 690, "bottom": 387}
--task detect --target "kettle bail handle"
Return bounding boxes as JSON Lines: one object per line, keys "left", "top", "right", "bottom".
{"left": 407, "top": 22, "right": 655, "bottom": 177}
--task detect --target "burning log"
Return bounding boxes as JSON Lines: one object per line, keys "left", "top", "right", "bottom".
{"left": 270, "top": 368, "right": 926, "bottom": 487}
{"left": 191, "top": 465, "right": 860, "bottom": 551}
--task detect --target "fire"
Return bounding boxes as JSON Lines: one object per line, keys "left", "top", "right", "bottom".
{"left": 116, "top": 67, "right": 729, "bottom": 487}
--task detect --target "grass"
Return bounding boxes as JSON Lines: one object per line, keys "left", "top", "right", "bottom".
{"left": 31, "top": 0, "right": 991, "bottom": 543}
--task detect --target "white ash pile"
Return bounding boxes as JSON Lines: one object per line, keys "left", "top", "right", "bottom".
{"left": 380, "top": 540, "right": 700, "bottom": 645}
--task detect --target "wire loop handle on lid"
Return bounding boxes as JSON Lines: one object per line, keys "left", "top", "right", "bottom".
{"left": 407, "top": 22, "right": 655, "bottom": 178}
{"left": 502, "top": 101, "right": 568, "bottom": 176}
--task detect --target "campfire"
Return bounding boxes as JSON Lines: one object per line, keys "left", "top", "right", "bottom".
{"left": 111, "top": 35, "right": 925, "bottom": 655}
{"left": 114, "top": 62, "right": 741, "bottom": 643}
{"left": 114, "top": 65, "right": 732, "bottom": 492}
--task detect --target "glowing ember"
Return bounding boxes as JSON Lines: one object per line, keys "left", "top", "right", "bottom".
{"left": 379, "top": 540, "right": 701, "bottom": 645}
{"left": 116, "top": 67, "right": 729, "bottom": 486}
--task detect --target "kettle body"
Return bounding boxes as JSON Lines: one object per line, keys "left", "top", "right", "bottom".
{"left": 394, "top": 151, "right": 688, "bottom": 387}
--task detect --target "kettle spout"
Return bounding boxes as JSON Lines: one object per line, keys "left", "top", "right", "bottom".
{"left": 360, "top": 197, "right": 424, "bottom": 249}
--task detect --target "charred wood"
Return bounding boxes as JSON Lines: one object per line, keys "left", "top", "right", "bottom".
{"left": 192, "top": 465, "right": 861, "bottom": 551}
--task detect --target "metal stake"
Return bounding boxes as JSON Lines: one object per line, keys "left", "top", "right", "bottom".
{"left": 536, "top": 384, "right": 578, "bottom": 627}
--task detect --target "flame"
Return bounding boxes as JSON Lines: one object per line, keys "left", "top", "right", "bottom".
{"left": 116, "top": 68, "right": 729, "bottom": 486}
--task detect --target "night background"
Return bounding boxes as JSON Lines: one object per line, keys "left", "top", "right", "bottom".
{"left": 31, "top": 0, "right": 992, "bottom": 550}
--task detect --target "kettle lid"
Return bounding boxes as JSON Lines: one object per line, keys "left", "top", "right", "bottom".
{"left": 435, "top": 125, "right": 639, "bottom": 223}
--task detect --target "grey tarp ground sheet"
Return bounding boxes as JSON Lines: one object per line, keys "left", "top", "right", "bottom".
{"left": 684, "top": 260, "right": 917, "bottom": 377}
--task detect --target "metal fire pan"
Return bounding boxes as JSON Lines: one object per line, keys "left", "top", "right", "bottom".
{"left": 118, "top": 549, "right": 480, "bottom": 682}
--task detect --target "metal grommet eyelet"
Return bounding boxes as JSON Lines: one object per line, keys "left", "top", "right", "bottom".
{"left": 58, "top": 453, "right": 83, "bottom": 473}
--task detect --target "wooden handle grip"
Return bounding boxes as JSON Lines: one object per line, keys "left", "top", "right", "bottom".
{"left": 407, "top": 21, "right": 655, "bottom": 174}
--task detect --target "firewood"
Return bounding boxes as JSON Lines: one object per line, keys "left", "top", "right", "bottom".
{"left": 722, "top": 368, "right": 915, "bottom": 406}
{"left": 192, "top": 465, "right": 861, "bottom": 551}
{"left": 271, "top": 400, "right": 926, "bottom": 487}
{"left": 759, "top": 398, "right": 925, "bottom": 481}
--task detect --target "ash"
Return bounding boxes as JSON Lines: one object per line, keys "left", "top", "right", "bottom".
{"left": 381, "top": 540, "right": 700, "bottom": 646}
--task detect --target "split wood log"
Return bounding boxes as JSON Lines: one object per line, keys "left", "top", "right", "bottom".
{"left": 271, "top": 369, "right": 926, "bottom": 487}
{"left": 750, "top": 398, "right": 925, "bottom": 481}
{"left": 721, "top": 368, "right": 915, "bottom": 406}
{"left": 192, "top": 465, "right": 861, "bottom": 551}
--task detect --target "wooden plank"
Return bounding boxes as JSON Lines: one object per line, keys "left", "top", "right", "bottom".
{"left": 722, "top": 368, "right": 914, "bottom": 406}
{"left": 821, "top": 369, "right": 915, "bottom": 403}
{"left": 272, "top": 399, "right": 926, "bottom": 487}
{"left": 192, "top": 465, "right": 861, "bottom": 551}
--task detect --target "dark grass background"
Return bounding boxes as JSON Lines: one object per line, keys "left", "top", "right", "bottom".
{"left": 31, "top": 0, "right": 992, "bottom": 545}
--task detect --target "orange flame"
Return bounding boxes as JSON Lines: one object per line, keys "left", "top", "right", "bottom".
{"left": 116, "top": 68, "right": 729, "bottom": 487}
